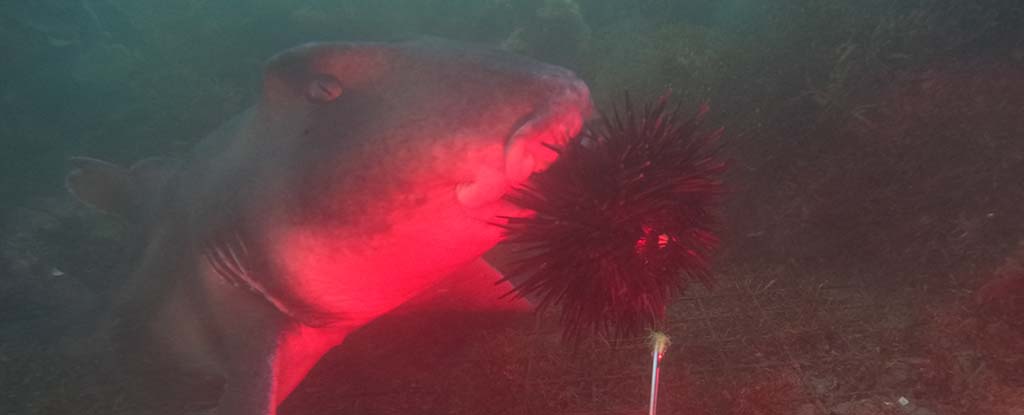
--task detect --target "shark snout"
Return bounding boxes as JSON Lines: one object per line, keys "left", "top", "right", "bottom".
{"left": 455, "top": 78, "right": 591, "bottom": 210}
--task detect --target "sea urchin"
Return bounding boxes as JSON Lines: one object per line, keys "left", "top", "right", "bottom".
{"left": 499, "top": 92, "right": 727, "bottom": 341}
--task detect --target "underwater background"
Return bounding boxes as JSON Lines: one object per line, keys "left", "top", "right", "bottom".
{"left": 2, "top": 1, "right": 1023, "bottom": 414}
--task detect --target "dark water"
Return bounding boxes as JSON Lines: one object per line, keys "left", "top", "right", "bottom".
{"left": 2, "top": 1, "right": 1023, "bottom": 414}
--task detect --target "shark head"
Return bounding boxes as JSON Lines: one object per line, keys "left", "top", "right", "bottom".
{"left": 60, "top": 38, "right": 593, "bottom": 414}
{"left": 196, "top": 38, "right": 593, "bottom": 324}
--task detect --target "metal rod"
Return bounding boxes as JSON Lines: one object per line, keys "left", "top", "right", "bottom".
{"left": 648, "top": 332, "right": 670, "bottom": 415}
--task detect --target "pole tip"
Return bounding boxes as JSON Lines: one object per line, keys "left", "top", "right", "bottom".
{"left": 649, "top": 331, "right": 671, "bottom": 358}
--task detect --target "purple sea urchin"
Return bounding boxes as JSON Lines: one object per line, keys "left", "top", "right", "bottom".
{"left": 499, "top": 92, "right": 727, "bottom": 341}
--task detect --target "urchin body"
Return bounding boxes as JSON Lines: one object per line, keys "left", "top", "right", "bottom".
{"left": 501, "top": 94, "right": 727, "bottom": 340}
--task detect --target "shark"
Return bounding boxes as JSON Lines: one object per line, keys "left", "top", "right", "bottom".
{"left": 65, "top": 38, "right": 592, "bottom": 414}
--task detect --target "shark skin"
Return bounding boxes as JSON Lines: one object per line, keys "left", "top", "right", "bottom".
{"left": 65, "top": 38, "right": 592, "bottom": 415}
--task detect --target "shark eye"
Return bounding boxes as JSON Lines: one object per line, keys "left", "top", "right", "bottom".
{"left": 306, "top": 75, "right": 343, "bottom": 103}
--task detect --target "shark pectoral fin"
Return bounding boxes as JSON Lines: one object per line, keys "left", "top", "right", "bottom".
{"left": 217, "top": 322, "right": 345, "bottom": 415}
{"left": 129, "top": 156, "right": 180, "bottom": 190}
{"left": 129, "top": 156, "right": 181, "bottom": 216}
{"left": 66, "top": 156, "right": 181, "bottom": 220}
{"left": 326, "top": 259, "right": 534, "bottom": 384}
{"left": 204, "top": 262, "right": 349, "bottom": 415}
{"left": 483, "top": 242, "right": 544, "bottom": 306}
{"left": 415, "top": 258, "right": 534, "bottom": 314}
{"left": 65, "top": 156, "right": 135, "bottom": 217}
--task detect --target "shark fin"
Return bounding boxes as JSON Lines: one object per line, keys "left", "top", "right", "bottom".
{"left": 66, "top": 156, "right": 134, "bottom": 217}
{"left": 66, "top": 156, "right": 179, "bottom": 220}
{"left": 404, "top": 258, "right": 534, "bottom": 313}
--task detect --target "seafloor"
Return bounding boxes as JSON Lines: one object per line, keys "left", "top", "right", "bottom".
{"left": 2, "top": 1, "right": 1022, "bottom": 414}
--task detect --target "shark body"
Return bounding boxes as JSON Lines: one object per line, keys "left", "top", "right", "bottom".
{"left": 66, "top": 38, "right": 591, "bottom": 415}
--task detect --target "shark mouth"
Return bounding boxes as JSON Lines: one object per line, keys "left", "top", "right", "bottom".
{"left": 456, "top": 101, "right": 590, "bottom": 209}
